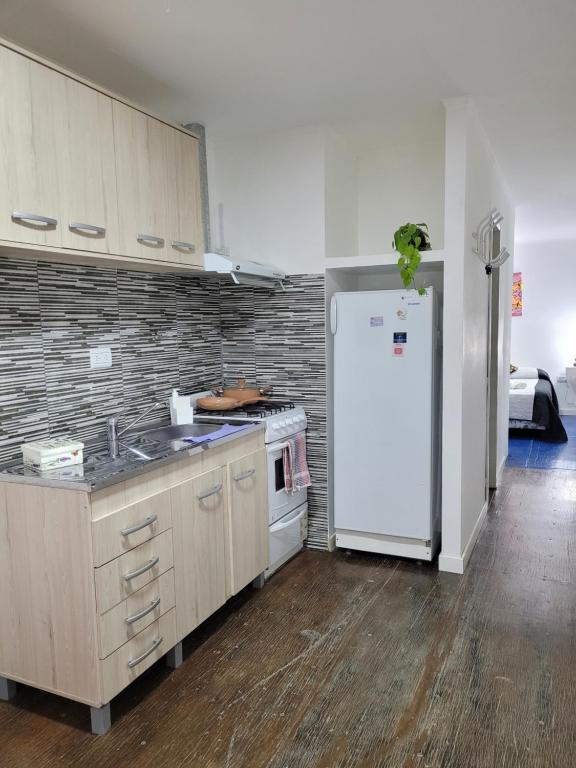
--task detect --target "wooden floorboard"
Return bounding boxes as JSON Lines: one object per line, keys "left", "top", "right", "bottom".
{"left": 1, "top": 466, "right": 575, "bottom": 767}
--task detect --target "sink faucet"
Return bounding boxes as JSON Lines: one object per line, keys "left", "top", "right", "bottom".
{"left": 107, "top": 401, "right": 165, "bottom": 459}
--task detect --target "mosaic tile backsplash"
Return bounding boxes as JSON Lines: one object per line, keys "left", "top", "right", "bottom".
{"left": 221, "top": 276, "right": 327, "bottom": 549}
{"left": 0, "top": 257, "right": 328, "bottom": 549}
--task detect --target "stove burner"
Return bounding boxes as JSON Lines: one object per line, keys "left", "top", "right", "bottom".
{"left": 196, "top": 399, "right": 295, "bottom": 418}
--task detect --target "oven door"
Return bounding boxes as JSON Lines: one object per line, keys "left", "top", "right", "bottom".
{"left": 266, "top": 434, "right": 308, "bottom": 524}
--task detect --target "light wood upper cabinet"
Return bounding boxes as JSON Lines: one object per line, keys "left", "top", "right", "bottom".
{"left": 113, "top": 101, "right": 203, "bottom": 266}
{"left": 171, "top": 467, "right": 228, "bottom": 640}
{"left": 167, "top": 129, "right": 204, "bottom": 267}
{"left": 228, "top": 449, "right": 269, "bottom": 595}
{"left": 0, "top": 42, "right": 204, "bottom": 270}
{"left": 0, "top": 46, "right": 65, "bottom": 247}
{"left": 112, "top": 101, "right": 172, "bottom": 262}
{"left": 59, "top": 79, "right": 119, "bottom": 254}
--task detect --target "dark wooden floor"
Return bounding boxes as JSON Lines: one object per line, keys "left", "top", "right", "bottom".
{"left": 1, "top": 467, "right": 575, "bottom": 767}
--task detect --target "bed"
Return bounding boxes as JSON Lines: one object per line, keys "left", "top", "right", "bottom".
{"left": 509, "top": 367, "right": 567, "bottom": 443}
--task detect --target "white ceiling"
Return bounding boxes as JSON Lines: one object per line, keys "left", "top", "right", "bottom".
{"left": 1, "top": 0, "right": 575, "bottom": 243}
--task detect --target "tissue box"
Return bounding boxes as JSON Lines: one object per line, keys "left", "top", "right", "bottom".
{"left": 22, "top": 438, "right": 84, "bottom": 471}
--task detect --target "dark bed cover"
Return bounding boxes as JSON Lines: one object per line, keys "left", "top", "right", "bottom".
{"left": 509, "top": 369, "right": 567, "bottom": 443}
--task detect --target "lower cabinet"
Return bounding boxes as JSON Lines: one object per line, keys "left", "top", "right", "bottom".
{"left": 228, "top": 449, "right": 269, "bottom": 595}
{"left": 0, "top": 432, "right": 271, "bottom": 734}
{"left": 171, "top": 466, "right": 228, "bottom": 640}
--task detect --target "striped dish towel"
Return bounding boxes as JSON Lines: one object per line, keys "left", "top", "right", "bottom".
{"left": 283, "top": 432, "right": 312, "bottom": 492}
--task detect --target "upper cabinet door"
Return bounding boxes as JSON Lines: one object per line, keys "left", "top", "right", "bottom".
{"left": 112, "top": 101, "right": 171, "bottom": 261}
{"left": 59, "top": 80, "right": 119, "bottom": 254}
{"left": 167, "top": 130, "right": 204, "bottom": 267}
{"left": 0, "top": 46, "right": 65, "bottom": 247}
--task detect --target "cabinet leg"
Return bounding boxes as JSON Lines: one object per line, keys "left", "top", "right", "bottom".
{"left": 90, "top": 703, "right": 111, "bottom": 736}
{"left": 0, "top": 677, "right": 17, "bottom": 701}
{"left": 166, "top": 641, "right": 183, "bottom": 669}
{"left": 252, "top": 571, "right": 266, "bottom": 589}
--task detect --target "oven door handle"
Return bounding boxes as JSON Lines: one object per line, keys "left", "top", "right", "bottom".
{"left": 270, "top": 507, "right": 307, "bottom": 533}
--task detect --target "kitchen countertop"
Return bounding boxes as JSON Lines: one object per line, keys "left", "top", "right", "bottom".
{"left": 0, "top": 419, "right": 265, "bottom": 493}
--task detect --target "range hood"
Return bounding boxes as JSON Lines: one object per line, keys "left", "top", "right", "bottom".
{"left": 203, "top": 253, "right": 286, "bottom": 290}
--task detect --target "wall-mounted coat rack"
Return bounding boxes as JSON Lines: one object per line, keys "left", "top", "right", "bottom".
{"left": 472, "top": 208, "right": 510, "bottom": 274}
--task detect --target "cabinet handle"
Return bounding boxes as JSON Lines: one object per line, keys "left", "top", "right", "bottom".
{"left": 127, "top": 636, "right": 163, "bottom": 668}
{"left": 171, "top": 240, "right": 196, "bottom": 253}
{"left": 233, "top": 468, "right": 256, "bottom": 482}
{"left": 69, "top": 222, "right": 106, "bottom": 237}
{"left": 137, "top": 233, "right": 165, "bottom": 247}
{"left": 120, "top": 514, "right": 158, "bottom": 537}
{"left": 12, "top": 211, "right": 57, "bottom": 228}
{"left": 125, "top": 597, "right": 161, "bottom": 625}
{"left": 124, "top": 556, "right": 160, "bottom": 582}
{"left": 197, "top": 483, "right": 223, "bottom": 501}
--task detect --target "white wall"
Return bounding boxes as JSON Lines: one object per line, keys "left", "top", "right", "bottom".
{"left": 208, "top": 127, "right": 326, "bottom": 275}
{"left": 439, "top": 98, "right": 514, "bottom": 575}
{"left": 355, "top": 113, "right": 445, "bottom": 256}
{"left": 324, "top": 129, "right": 358, "bottom": 260}
{"left": 209, "top": 114, "right": 446, "bottom": 273}
{"left": 511, "top": 240, "right": 576, "bottom": 413}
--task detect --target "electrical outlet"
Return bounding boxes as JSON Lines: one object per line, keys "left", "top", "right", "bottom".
{"left": 89, "top": 347, "right": 112, "bottom": 369}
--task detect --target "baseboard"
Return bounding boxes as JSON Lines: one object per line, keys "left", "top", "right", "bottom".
{"left": 496, "top": 455, "right": 507, "bottom": 485}
{"left": 560, "top": 407, "right": 576, "bottom": 416}
{"left": 438, "top": 499, "right": 488, "bottom": 575}
{"left": 437, "top": 553, "right": 464, "bottom": 575}
{"left": 327, "top": 533, "right": 337, "bottom": 552}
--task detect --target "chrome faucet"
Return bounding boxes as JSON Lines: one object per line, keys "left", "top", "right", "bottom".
{"left": 107, "top": 401, "right": 165, "bottom": 459}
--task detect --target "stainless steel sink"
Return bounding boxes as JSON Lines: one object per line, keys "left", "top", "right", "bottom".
{"left": 139, "top": 423, "right": 219, "bottom": 443}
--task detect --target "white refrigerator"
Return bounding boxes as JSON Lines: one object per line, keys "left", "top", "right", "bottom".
{"left": 331, "top": 288, "right": 441, "bottom": 560}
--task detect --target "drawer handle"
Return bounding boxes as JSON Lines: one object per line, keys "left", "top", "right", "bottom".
{"left": 171, "top": 240, "right": 196, "bottom": 253}
{"left": 137, "top": 233, "right": 165, "bottom": 247}
{"left": 233, "top": 468, "right": 256, "bottom": 482}
{"left": 125, "top": 597, "right": 161, "bottom": 625}
{"left": 120, "top": 514, "right": 158, "bottom": 537}
{"left": 12, "top": 211, "right": 57, "bottom": 228}
{"left": 69, "top": 221, "right": 106, "bottom": 237}
{"left": 127, "top": 636, "right": 163, "bottom": 668}
{"left": 197, "top": 483, "right": 223, "bottom": 501}
{"left": 124, "top": 556, "right": 160, "bottom": 582}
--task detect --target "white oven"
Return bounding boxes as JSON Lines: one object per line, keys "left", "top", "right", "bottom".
{"left": 266, "top": 434, "right": 308, "bottom": 524}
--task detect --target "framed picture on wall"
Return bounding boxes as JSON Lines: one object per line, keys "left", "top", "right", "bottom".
{"left": 512, "top": 272, "right": 523, "bottom": 316}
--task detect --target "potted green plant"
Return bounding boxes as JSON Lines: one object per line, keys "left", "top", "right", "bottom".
{"left": 392, "top": 222, "right": 431, "bottom": 296}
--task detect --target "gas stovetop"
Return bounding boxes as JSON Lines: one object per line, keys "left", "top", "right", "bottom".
{"left": 196, "top": 398, "right": 295, "bottom": 419}
{"left": 191, "top": 393, "right": 307, "bottom": 443}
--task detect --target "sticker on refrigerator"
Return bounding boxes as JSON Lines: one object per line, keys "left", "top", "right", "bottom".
{"left": 392, "top": 331, "right": 407, "bottom": 357}
{"left": 396, "top": 308, "right": 407, "bottom": 320}
{"left": 370, "top": 316, "right": 384, "bottom": 327}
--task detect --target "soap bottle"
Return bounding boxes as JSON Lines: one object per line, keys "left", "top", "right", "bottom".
{"left": 169, "top": 389, "right": 194, "bottom": 425}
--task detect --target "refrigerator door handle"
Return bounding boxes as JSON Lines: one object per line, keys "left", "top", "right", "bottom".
{"left": 330, "top": 295, "right": 338, "bottom": 335}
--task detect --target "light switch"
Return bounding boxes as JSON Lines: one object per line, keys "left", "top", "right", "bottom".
{"left": 89, "top": 347, "right": 112, "bottom": 369}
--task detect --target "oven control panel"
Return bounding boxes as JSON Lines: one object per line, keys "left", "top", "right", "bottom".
{"left": 265, "top": 408, "right": 307, "bottom": 443}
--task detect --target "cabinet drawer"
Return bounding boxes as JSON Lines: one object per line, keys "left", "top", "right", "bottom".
{"left": 98, "top": 569, "right": 175, "bottom": 659}
{"left": 95, "top": 529, "right": 174, "bottom": 614}
{"left": 100, "top": 608, "right": 177, "bottom": 704}
{"left": 92, "top": 492, "right": 172, "bottom": 567}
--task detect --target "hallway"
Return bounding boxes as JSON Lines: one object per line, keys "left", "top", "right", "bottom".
{"left": 0, "top": 467, "right": 574, "bottom": 767}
